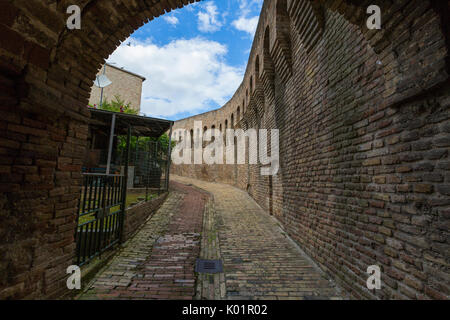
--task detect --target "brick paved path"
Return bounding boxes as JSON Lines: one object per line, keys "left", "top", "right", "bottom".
{"left": 80, "top": 176, "right": 343, "bottom": 300}
{"left": 79, "top": 182, "right": 208, "bottom": 300}
{"left": 173, "top": 175, "right": 344, "bottom": 300}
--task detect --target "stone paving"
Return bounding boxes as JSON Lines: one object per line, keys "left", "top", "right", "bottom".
{"left": 196, "top": 196, "right": 226, "bottom": 300}
{"left": 79, "top": 181, "right": 208, "bottom": 300}
{"left": 173, "top": 175, "right": 344, "bottom": 300}
{"left": 80, "top": 176, "right": 344, "bottom": 300}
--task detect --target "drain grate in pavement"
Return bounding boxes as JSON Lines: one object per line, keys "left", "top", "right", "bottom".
{"left": 195, "top": 259, "right": 223, "bottom": 273}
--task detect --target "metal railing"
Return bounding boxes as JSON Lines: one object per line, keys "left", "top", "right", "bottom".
{"left": 75, "top": 173, "right": 126, "bottom": 266}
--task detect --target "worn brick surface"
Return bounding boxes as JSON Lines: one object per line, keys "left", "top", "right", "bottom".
{"left": 79, "top": 192, "right": 181, "bottom": 300}
{"left": 171, "top": 1, "right": 450, "bottom": 300}
{"left": 123, "top": 192, "right": 168, "bottom": 241}
{"left": 80, "top": 182, "right": 207, "bottom": 300}
{"left": 0, "top": 0, "right": 449, "bottom": 299}
{"left": 175, "top": 175, "right": 344, "bottom": 300}
{"left": 0, "top": 0, "right": 202, "bottom": 299}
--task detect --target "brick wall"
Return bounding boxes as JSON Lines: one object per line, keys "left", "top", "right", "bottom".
{"left": 0, "top": 61, "right": 89, "bottom": 298}
{"left": 123, "top": 192, "right": 168, "bottom": 241}
{"left": 88, "top": 64, "right": 145, "bottom": 112}
{"left": 171, "top": 0, "right": 450, "bottom": 299}
{"left": 0, "top": 0, "right": 448, "bottom": 300}
{"left": 0, "top": 0, "right": 200, "bottom": 300}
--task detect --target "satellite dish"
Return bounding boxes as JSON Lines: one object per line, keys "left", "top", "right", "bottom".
{"left": 94, "top": 74, "right": 112, "bottom": 88}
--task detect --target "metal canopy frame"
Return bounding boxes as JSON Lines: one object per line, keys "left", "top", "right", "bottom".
{"left": 88, "top": 108, "right": 173, "bottom": 184}
{"left": 89, "top": 108, "right": 173, "bottom": 137}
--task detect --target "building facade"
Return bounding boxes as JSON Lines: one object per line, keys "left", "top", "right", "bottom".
{"left": 88, "top": 63, "right": 146, "bottom": 112}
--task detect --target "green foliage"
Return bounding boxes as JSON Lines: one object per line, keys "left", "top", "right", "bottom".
{"left": 98, "top": 95, "right": 137, "bottom": 114}
{"left": 89, "top": 94, "right": 175, "bottom": 159}
{"left": 118, "top": 134, "right": 174, "bottom": 157}
{"left": 156, "top": 133, "right": 175, "bottom": 155}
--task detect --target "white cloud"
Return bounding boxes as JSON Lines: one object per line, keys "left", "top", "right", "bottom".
{"left": 238, "top": 0, "right": 264, "bottom": 10}
{"left": 232, "top": 16, "right": 259, "bottom": 36}
{"left": 107, "top": 37, "right": 244, "bottom": 119}
{"left": 232, "top": 0, "right": 262, "bottom": 37}
{"left": 197, "top": 2, "right": 223, "bottom": 33}
{"left": 163, "top": 15, "right": 179, "bottom": 26}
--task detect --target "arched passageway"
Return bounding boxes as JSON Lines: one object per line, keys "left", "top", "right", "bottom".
{"left": 0, "top": 0, "right": 449, "bottom": 300}
{"left": 0, "top": 0, "right": 201, "bottom": 299}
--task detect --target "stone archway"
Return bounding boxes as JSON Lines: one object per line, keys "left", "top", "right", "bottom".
{"left": 0, "top": 0, "right": 200, "bottom": 299}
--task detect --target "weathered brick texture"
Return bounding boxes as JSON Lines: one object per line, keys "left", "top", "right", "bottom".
{"left": 0, "top": 0, "right": 449, "bottom": 300}
{"left": 0, "top": 0, "right": 200, "bottom": 299}
{"left": 171, "top": 0, "right": 450, "bottom": 299}
{"left": 123, "top": 192, "right": 168, "bottom": 241}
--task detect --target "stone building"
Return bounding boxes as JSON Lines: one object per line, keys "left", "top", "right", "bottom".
{"left": 88, "top": 63, "right": 146, "bottom": 112}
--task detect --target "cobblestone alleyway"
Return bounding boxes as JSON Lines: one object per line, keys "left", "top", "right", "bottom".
{"left": 80, "top": 176, "right": 343, "bottom": 300}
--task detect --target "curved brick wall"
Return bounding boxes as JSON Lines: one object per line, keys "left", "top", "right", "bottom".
{"left": 0, "top": 0, "right": 448, "bottom": 299}
{"left": 171, "top": 0, "right": 450, "bottom": 299}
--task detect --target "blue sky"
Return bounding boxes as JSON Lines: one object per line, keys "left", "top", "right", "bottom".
{"left": 107, "top": 0, "right": 263, "bottom": 120}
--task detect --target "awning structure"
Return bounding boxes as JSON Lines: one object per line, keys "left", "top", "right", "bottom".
{"left": 89, "top": 108, "right": 173, "bottom": 138}
{"left": 87, "top": 108, "right": 174, "bottom": 178}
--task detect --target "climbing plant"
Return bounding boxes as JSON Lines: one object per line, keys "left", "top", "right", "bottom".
{"left": 89, "top": 94, "right": 137, "bottom": 114}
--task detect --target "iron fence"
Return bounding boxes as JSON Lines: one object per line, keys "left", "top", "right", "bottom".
{"left": 75, "top": 173, "right": 126, "bottom": 266}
